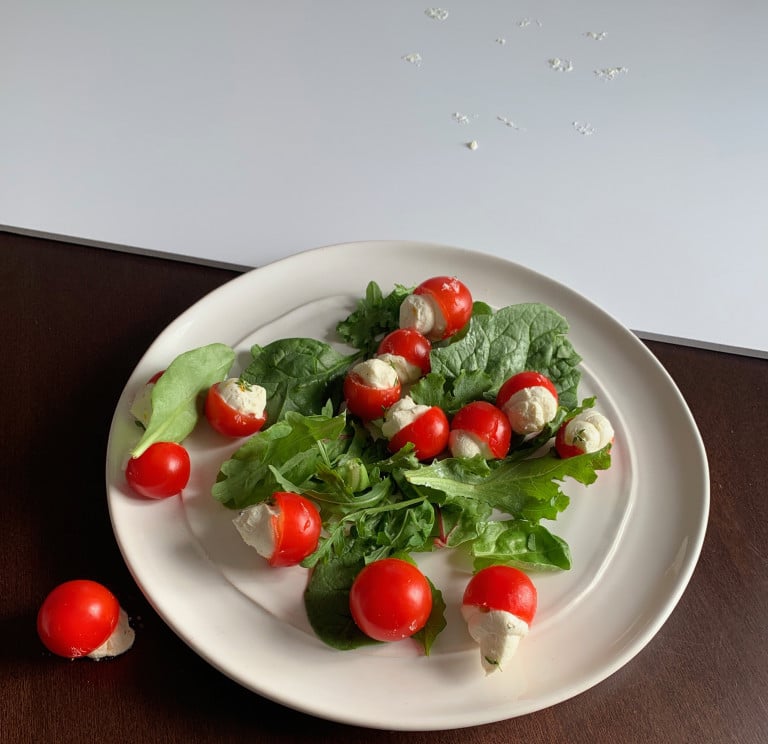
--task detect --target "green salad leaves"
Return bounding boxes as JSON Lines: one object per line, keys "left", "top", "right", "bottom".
{"left": 209, "top": 281, "right": 611, "bottom": 654}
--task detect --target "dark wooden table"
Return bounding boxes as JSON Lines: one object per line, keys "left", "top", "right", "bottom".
{"left": 2, "top": 231, "right": 766, "bottom": 744}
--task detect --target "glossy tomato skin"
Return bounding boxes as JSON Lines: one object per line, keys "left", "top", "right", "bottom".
{"left": 125, "top": 441, "right": 191, "bottom": 499}
{"left": 462, "top": 565, "right": 537, "bottom": 625}
{"left": 343, "top": 372, "right": 401, "bottom": 421}
{"left": 205, "top": 381, "right": 267, "bottom": 437}
{"left": 376, "top": 328, "right": 432, "bottom": 376}
{"left": 270, "top": 491, "right": 322, "bottom": 567}
{"left": 37, "top": 580, "right": 120, "bottom": 658}
{"left": 496, "top": 371, "right": 559, "bottom": 408}
{"left": 450, "top": 401, "right": 512, "bottom": 459}
{"left": 554, "top": 422, "right": 585, "bottom": 459}
{"left": 387, "top": 406, "right": 450, "bottom": 460}
{"left": 349, "top": 558, "right": 433, "bottom": 642}
{"left": 415, "top": 276, "right": 473, "bottom": 339}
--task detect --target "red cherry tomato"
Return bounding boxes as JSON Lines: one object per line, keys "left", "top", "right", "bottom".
{"left": 554, "top": 422, "right": 585, "bottom": 459}
{"left": 462, "top": 565, "right": 537, "bottom": 625}
{"left": 376, "top": 328, "right": 432, "bottom": 377}
{"left": 449, "top": 401, "right": 512, "bottom": 459}
{"left": 37, "top": 580, "right": 120, "bottom": 658}
{"left": 496, "top": 371, "right": 558, "bottom": 409}
{"left": 343, "top": 371, "right": 401, "bottom": 421}
{"left": 387, "top": 405, "right": 450, "bottom": 460}
{"left": 414, "top": 276, "right": 473, "bottom": 340}
{"left": 349, "top": 558, "right": 433, "bottom": 642}
{"left": 269, "top": 491, "right": 322, "bottom": 567}
{"left": 205, "top": 381, "right": 268, "bottom": 437}
{"left": 125, "top": 441, "right": 191, "bottom": 499}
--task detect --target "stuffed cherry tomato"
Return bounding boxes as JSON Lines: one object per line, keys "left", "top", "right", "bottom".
{"left": 233, "top": 491, "right": 322, "bottom": 567}
{"left": 555, "top": 410, "right": 614, "bottom": 458}
{"left": 205, "top": 378, "right": 268, "bottom": 437}
{"left": 496, "top": 371, "right": 559, "bottom": 435}
{"left": 37, "top": 580, "right": 135, "bottom": 659}
{"left": 349, "top": 558, "right": 433, "bottom": 642}
{"left": 461, "top": 565, "right": 537, "bottom": 674}
{"left": 376, "top": 328, "right": 432, "bottom": 385}
{"left": 449, "top": 401, "right": 511, "bottom": 460}
{"left": 382, "top": 396, "right": 449, "bottom": 461}
{"left": 125, "top": 441, "right": 190, "bottom": 499}
{"left": 343, "top": 358, "right": 402, "bottom": 420}
{"left": 399, "top": 276, "right": 473, "bottom": 341}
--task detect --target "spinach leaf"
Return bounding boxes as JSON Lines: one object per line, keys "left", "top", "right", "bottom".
{"left": 410, "top": 303, "right": 581, "bottom": 413}
{"left": 471, "top": 519, "right": 572, "bottom": 571}
{"left": 240, "top": 338, "right": 355, "bottom": 423}
{"left": 131, "top": 343, "right": 234, "bottom": 457}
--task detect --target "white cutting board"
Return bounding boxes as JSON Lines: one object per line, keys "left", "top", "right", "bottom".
{"left": 2, "top": 1, "right": 766, "bottom": 356}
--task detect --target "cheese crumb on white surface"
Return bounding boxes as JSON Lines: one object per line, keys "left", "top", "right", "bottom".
{"left": 425, "top": 8, "right": 449, "bottom": 21}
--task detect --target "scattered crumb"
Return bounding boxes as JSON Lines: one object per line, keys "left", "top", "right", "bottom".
{"left": 497, "top": 116, "right": 525, "bottom": 131}
{"left": 595, "top": 66, "right": 629, "bottom": 81}
{"left": 495, "top": 37, "right": 507, "bottom": 45}
{"left": 402, "top": 52, "right": 423, "bottom": 66}
{"left": 425, "top": 8, "right": 449, "bottom": 21}
{"left": 452, "top": 112, "right": 476, "bottom": 125}
{"left": 467, "top": 140, "right": 479, "bottom": 150}
{"left": 585, "top": 31, "right": 607, "bottom": 41}
{"left": 549, "top": 57, "right": 574, "bottom": 73}
{"left": 572, "top": 121, "right": 595, "bottom": 136}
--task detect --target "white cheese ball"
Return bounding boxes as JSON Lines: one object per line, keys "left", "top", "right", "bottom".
{"left": 381, "top": 396, "right": 431, "bottom": 439}
{"left": 350, "top": 358, "right": 399, "bottom": 389}
{"left": 449, "top": 430, "right": 493, "bottom": 459}
{"left": 233, "top": 502, "right": 279, "bottom": 559}
{"left": 218, "top": 378, "right": 267, "bottom": 418}
{"left": 375, "top": 352, "right": 422, "bottom": 385}
{"left": 460, "top": 605, "right": 529, "bottom": 674}
{"left": 501, "top": 386, "right": 558, "bottom": 434}
{"left": 563, "top": 410, "right": 614, "bottom": 452}
{"left": 399, "top": 294, "right": 446, "bottom": 339}
{"left": 87, "top": 608, "right": 135, "bottom": 659}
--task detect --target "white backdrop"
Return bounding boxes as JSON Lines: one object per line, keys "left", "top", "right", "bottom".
{"left": 2, "top": 1, "right": 766, "bottom": 355}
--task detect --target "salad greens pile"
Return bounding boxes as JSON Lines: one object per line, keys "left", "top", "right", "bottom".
{"left": 205, "top": 281, "right": 611, "bottom": 653}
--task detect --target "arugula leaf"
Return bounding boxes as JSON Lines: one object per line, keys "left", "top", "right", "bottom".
{"left": 335, "top": 281, "right": 413, "bottom": 357}
{"left": 403, "top": 448, "right": 611, "bottom": 523}
{"left": 131, "top": 343, "right": 234, "bottom": 457}
{"left": 212, "top": 410, "right": 348, "bottom": 509}
{"left": 240, "top": 338, "right": 355, "bottom": 423}
{"left": 410, "top": 303, "right": 581, "bottom": 413}
{"left": 471, "top": 519, "right": 572, "bottom": 571}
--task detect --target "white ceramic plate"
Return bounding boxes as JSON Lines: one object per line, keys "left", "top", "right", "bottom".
{"left": 106, "top": 241, "right": 709, "bottom": 731}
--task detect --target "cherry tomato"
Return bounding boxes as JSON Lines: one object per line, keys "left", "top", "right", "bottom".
{"left": 37, "top": 580, "right": 120, "bottom": 658}
{"left": 343, "top": 370, "right": 401, "bottom": 421}
{"left": 125, "top": 441, "right": 191, "bottom": 499}
{"left": 349, "top": 558, "right": 433, "bottom": 642}
{"left": 449, "top": 401, "right": 512, "bottom": 459}
{"left": 414, "top": 276, "right": 473, "bottom": 340}
{"left": 205, "top": 380, "right": 267, "bottom": 438}
{"left": 376, "top": 328, "right": 432, "bottom": 377}
{"left": 269, "top": 491, "right": 322, "bottom": 567}
{"left": 462, "top": 565, "right": 537, "bottom": 625}
{"left": 387, "top": 405, "right": 449, "bottom": 460}
{"left": 554, "top": 410, "right": 614, "bottom": 458}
